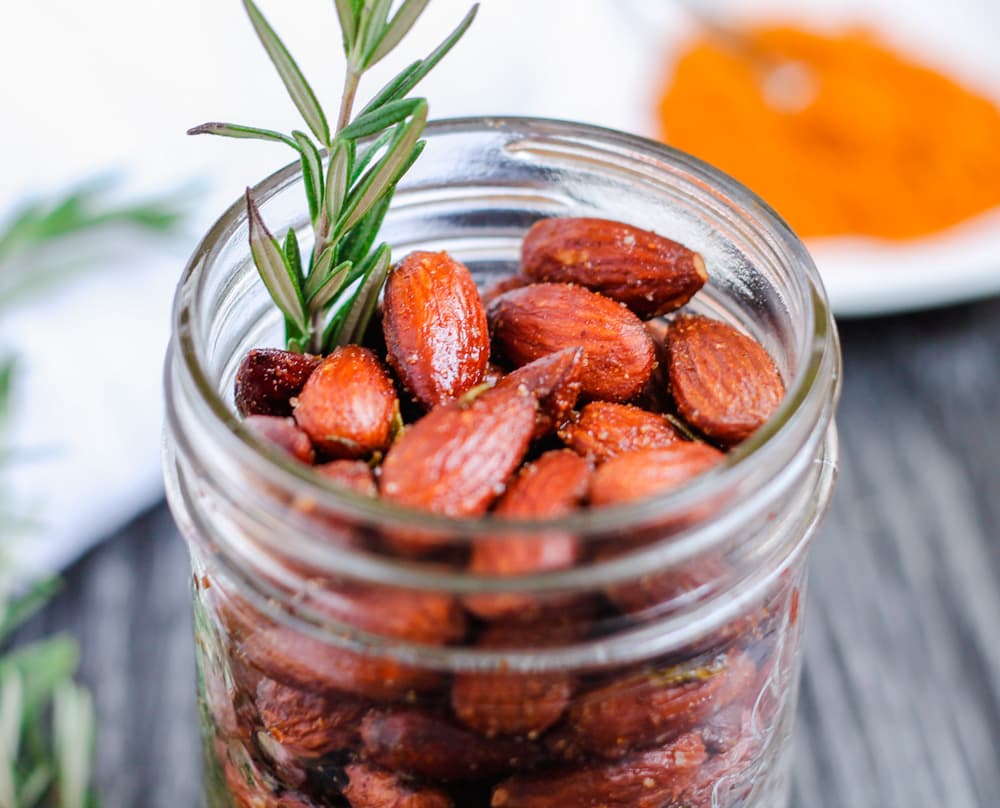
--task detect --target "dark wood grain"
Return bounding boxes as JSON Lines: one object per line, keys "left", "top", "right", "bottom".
{"left": 21, "top": 297, "right": 1000, "bottom": 807}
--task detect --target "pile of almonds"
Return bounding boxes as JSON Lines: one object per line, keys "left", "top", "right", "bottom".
{"left": 206, "top": 216, "right": 791, "bottom": 808}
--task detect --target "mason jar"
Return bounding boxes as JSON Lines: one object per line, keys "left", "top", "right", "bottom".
{"left": 163, "top": 117, "right": 840, "bottom": 808}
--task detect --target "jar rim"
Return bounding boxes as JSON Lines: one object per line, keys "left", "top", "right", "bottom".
{"left": 169, "top": 115, "right": 839, "bottom": 561}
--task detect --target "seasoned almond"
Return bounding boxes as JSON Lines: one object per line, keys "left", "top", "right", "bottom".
{"left": 254, "top": 677, "right": 365, "bottom": 757}
{"left": 379, "top": 384, "right": 537, "bottom": 554}
{"left": 667, "top": 314, "right": 785, "bottom": 445}
{"left": 589, "top": 444, "right": 724, "bottom": 507}
{"left": 361, "top": 709, "right": 536, "bottom": 781}
{"left": 521, "top": 217, "right": 708, "bottom": 318}
{"left": 314, "top": 459, "right": 377, "bottom": 498}
{"left": 481, "top": 274, "right": 530, "bottom": 306}
{"left": 465, "top": 449, "right": 590, "bottom": 620}
{"left": 559, "top": 401, "right": 680, "bottom": 464}
{"left": 382, "top": 250, "right": 490, "bottom": 409}
{"left": 488, "top": 283, "right": 655, "bottom": 403}
{"left": 235, "top": 348, "right": 321, "bottom": 417}
{"left": 293, "top": 346, "right": 398, "bottom": 459}
{"left": 556, "top": 652, "right": 754, "bottom": 759}
{"left": 492, "top": 731, "right": 706, "bottom": 807}
{"left": 244, "top": 415, "right": 315, "bottom": 464}
{"left": 344, "top": 763, "right": 454, "bottom": 808}
{"left": 452, "top": 620, "right": 576, "bottom": 738}
{"left": 495, "top": 348, "right": 584, "bottom": 439}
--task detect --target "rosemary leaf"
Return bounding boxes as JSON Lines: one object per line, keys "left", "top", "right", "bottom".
{"left": 245, "top": 190, "right": 307, "bottom": 334}
{"left": 340, "top": 243, "right": 391, "bottom": 345}
{"left": 338, "top": 97, "right": 423, "bottom": 141}
{"left": 242, "top": 0, "right": 331, "bottom": 145}
{"left": 291, "top": 132, "right": 325, "bottom": 227}
{"left": 334, "top": 0, "right": 359, "bottom": 52}
{"left": 53, "top": 684, "right": 95, "bottom": 808}
{"left": 309, "top": 261, "right": 352, "bottom": 310}
{"left": 366, "top": 0, "right": 431, "bottom": 67}
{"left": 350, "top": 129, "right": 395, "bottom": 184}
{"left": 335, "top": 100, "right": 427, "bottom": 236}
{"left": 0, "top": 636, "right": 78, "bottom": 722}
{"left": 325, "top": 140, "right": 351, "bottom": 225}
{"left": 282, "top": 229, "right": 304, "bottom": 291}
{"left": 359, "top": 4, "right": 479, "bottom": 115}
{"left": 0, "top": 578, "right": 60, "bottom": 644}
{"left": 336, "top": 193, "right": 392, "bottom": 270}
{"left": 186, "top": 122, "right": 297, "bottom": 148}
{"left": 304, "top": 245, "right": 339, "bottom": 299}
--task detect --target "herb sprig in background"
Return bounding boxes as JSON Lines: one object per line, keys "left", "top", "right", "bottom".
{"left": 189, "top": 0, "right": 478, "bottom": 355}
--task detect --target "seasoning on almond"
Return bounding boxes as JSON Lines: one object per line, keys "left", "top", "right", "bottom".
{"left": 522, "top": 217, "right": 708, "bottom": 318}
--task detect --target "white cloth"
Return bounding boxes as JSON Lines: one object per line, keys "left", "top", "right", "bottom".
{"left": 0, "top": 0, "right": 995, "bottom": 576}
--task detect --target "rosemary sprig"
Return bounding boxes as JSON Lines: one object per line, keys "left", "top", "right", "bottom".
{"left": 189, "top": 0, "right": 478, "bottom": 354}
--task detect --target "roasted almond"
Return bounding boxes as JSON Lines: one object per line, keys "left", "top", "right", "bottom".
{"left": 293, "top": 346, "right": 398, "bottom": 459}
{"left": 465, "top": 450, "right": 590, "bottom": 621}
{"left": 555, "top": 652, "right": 753, "bottom": 759}
{"left": 452, "top": 620, "right": 576, "bottom": 738}
{"left": 314, "top": 459, "right": 378, "bottom": 498}
{"left": 495, "top": 348, "right": 584, "bottom": 439}
{"left": 492, "top": 731, "right": 706, "bottom": 808}
{"left": 379, "top": 384, "right": 537, "bottom": 554}
{"left": 361, "top": 709, "right": 537, "bottom": 781}
{"left": 235, "top": 348, "right": 321, "bottom": 417}
{"left": 481, "top": 274, "right": 530, "bottom": 306}
{"left": 521, "top": 217, "right": 708, "bottom": 318}
{"left": 343, "top": 763, "right": 454, "bottom": 808}
{"left": 382, "top": 250, "right": 490, "bottom": 409}
{"left": 589, "top": 443, "right": 724, "bottom": 507}
{"left": 559, "top": 401, "right": 681, "bottom": 464}
{"left": 666, "top": 314, "right": 785, "bottom": 445}
{"left": 254, "top": 677, "right": 365, "bottom": 758}
{"left": 244, "top": 415, "right": 315, "bottom": 464}
{"left": 488, "top": 283, "right": 655, "bottom": 403}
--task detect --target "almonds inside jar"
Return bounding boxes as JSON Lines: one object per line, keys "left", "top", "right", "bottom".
{"left": 209, "top": 215, "right": 790, "bottom": 807}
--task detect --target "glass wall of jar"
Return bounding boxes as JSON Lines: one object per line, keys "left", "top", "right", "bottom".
{"left": 164, "top": 118, "right": 841, "bottom": 808}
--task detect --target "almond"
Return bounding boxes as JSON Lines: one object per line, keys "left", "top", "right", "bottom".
{"left": 556, "top": 652, "right": 754, "bottom": 759}
{"left": 234, "top": 348, "right": 320, "bottom": 417}
{"left": 465, "top": 450, "right": 590, "bottom": 621}
{"left": 452, "top": 620, "right": 576, "bottom": 738}
{"left": 382, "top": 250, "right": 490, "bottom": 409}
{"left": 379, "top": 384, "right": 537, "bottom": 555}
{"left": 589, "top": 444, "right": 724, "bottom": 507}
{"left": 491, "top": 731, "right": 706, "bottom": 808}
{"left": 521, "top": 217, "right": 708, "bottom": 318}
{"left": 481, "top": 274, "right": 530, "bottom": 306}
{"left": 361, "top": 709, "right": 537, "bottom": 781}
{"left": 488, "top": 283, "right": 655, "bottom": 403}
{"left": 314, "top": 459, "right": 378, "bottom": 498}
{"left": 254, "top": 677, "right": 366, "bottom": 757}
{"left": 293, "top": 346, "right": 398, "bottom": 459}
{"left": 244, "top": 415, "right": 315, "bottom": 464}
{"left": 495, "top": 348, "right": 584, "bottom": 439}
{"left": 343, "top": 763, "right": 454, "bottom": 808}
{"left": 666, "top": 314, "right": 785, "bottom": 445}
{"left": 559, "top": 401, "right": 680, "bottom": 464}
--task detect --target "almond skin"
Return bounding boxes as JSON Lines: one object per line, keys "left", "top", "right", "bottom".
{"left": 361, "top": 709, "right": 536, "bottom": 781}
{"left": 244, "top": 415, "right": 315, "bottom": 464}
{"left": 293, "top": 346, "right": 398, "bottom": 459}
{"left": 521, "top": 217, "right": 708, "bottom": 318}
{"left": 343, "top": 763, "right": 454, "bottom": 808}
{"left": 589, "top": 444, "right": 724, "bottom": 507}
{"left": 465, "top": 449, "right": 590, "bottom": 620}
{"left": 314, "top": 459, "right": 378, "bottom": 498}
{"left": 492, "top": 731, "right": 706, "bottom": 808}
{"left": 235, "top": 348, "right": 321, "bottom": 417}
{"left": 559, "top": 401, "right": 681, "bottom": 464}
{"left": 495, "top": 348, "right": 584, "bottom": 439}
{"left": 254, "top": 677, "right": 366, "bottom": 758}
{"left": 382, "top": 250, "right": 490, "bottom": 409}
{"left": 488, "top": 283, "right": 655, "bottom": 403}
{"left": 555, "top": 652, "right": 755, "bottom": 760}
{"left": 379, "top": 384, "right": 537, "bottom": 554}
{"left": 666, "top": 314, "right": 785, "bottom": 445}
{"left": 451, "top": 620, "right": 576, "bottom": 739}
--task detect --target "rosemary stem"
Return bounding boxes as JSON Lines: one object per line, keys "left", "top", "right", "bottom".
{"left": 337, "top": 68, "right": 361, "bottom": 133}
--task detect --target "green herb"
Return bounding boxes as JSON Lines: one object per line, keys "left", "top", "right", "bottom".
{"left": 189, "top": 0, "right": 478, "bottom": 354}
{"left": 0, "top": 177, "right": 187, "bottom": 308}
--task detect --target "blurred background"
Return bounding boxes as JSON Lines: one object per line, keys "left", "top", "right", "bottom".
{"left": 2, "top": 0, "right": 999, "bottom": 806}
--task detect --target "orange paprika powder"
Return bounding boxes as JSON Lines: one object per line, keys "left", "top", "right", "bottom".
{"left": 657, "top": 25, "right": 1000, "bottom": 240}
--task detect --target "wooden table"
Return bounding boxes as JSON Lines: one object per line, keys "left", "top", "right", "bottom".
{"left": 21, "top": 297, "right": 1000, "bottom": 807}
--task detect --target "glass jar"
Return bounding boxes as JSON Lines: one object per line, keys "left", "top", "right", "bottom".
{"left": 164, "top": 117, "right": 840, "bottom": 808}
